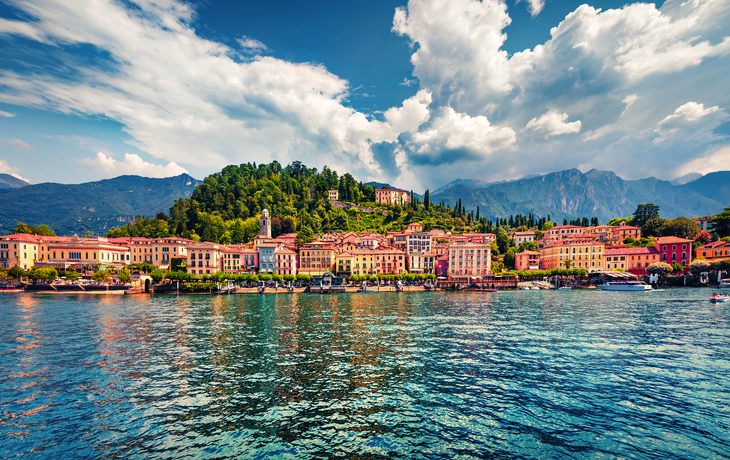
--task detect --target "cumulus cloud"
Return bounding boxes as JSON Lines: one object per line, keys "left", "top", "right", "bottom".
{"left": 0, "top": 159, "right": 30, "bottom": 182}
{"left": 653, "top": 101, "right": 728, "bottom": 144}
{"left": 679, "top": 145, "right": 730, "bottom": 175}
{"left": 403, "top": 107, "right": 516, "bottom": 165}
{"left": 383, "top": 89, "right": 431, "bottom": 133}
{"left": 80, "top": 152, "right": 189, "bottom": 178}
{"left": 0, "top": 110, "right": 14, "bottom": 117}
{"left": 0, "top": 137, "right": 32, "bottom": 149}
{"left": 0, "top": 0, "right": 404, "bottom": 182}
{"left": 526, "top": 110, "right": 581, "bottom": 138}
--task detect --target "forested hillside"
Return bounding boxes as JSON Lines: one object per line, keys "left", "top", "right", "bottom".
{"left": 107, "top": 161, "right": 535, "bottom": 243}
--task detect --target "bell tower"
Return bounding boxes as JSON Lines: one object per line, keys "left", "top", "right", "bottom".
{"left": 260, "top": 209, "right": 271, "bottom": 238}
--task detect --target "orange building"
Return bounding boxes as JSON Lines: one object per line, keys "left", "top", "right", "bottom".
{"left": 515, "top": 250, "right": 540, "bottom": 271}
{"left": 351, "top": 247, "right": 407, "bottom": 276}
{"left": 539, "top": 238, "right": 605, "bottom": 271}
{"left": 604, "top": 246, "right": 659, "bottom": 275}
{"left": 299, "top": 243, "right": 337, "bottom": 276}
{"left": 695, "top": 241, "right": 730, "bottom": 261}
{"left": 608, "top": 222, "right": 642, "bottom": 245}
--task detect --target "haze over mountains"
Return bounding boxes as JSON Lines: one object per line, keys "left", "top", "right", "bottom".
{"left": 0, "top": 167, "right": 726, "bottom": 237}
{"left": 0, "top": 174, "right": 200, "bottom": 236}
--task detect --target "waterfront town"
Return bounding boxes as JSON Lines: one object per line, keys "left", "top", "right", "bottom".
{"left": 1, "top": 187, "right": 728, "bottom": 290}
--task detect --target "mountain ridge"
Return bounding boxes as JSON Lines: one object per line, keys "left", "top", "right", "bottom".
{"left": 0, "top": 174, "right": 200, "bottom": 236}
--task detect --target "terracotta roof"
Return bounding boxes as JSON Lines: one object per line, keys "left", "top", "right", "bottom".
{"left": 605, "top": 247, "right": 658, "bottom": 255}
{"left": 655, "top": 236, "right": 693, "bottom": 244}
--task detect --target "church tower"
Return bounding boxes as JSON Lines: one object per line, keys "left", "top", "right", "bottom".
{"left": 260, "top": 209, "right": 271, "bottom": 238}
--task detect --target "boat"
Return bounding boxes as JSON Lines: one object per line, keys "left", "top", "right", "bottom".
{"left": 710, "top": 294, "right": 730, "bottom": 303}
{"left": 558, "top": 286, "right": 572, "bottom": 290}
{"left": 598, "top": 281, "right": 652, "bottom": 291}
{"left": 720, "top": 279, "right": 730, "bottom": 289}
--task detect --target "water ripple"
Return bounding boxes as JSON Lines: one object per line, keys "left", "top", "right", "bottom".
{"left": 1, "top": 290, "right": 730, "bottom": 458}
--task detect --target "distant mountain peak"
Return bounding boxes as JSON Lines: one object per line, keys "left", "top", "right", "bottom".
{"left": 670, "top": 172, "right": 703, "bottom": 185}
{"left": 0, "top": 173, "right": 30, "bottom": 189}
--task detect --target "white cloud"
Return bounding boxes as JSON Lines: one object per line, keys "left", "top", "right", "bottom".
{"left": 526, "top": 0, "right": 544, "bottom": 17}
{"left": 526, "top": 110, "right": 581, "bottom": 138}
{"left": 679, "top": 145, "right": 730, "bottom": 175}
{"left": 654, "top": 101, "right": 728, "bottom": 144}
{"left": 0, "top": 0, "right": 403, "bottom": 182}
{"left": 0, "top": 110, "right": 14, "bottom": 117}
{"left": 80, "top": 152, "right": 189, "bottom": 178}
{"left": 0, "top": 159, "right": 30, "bottom": 182}
{"left": 237, "top": 36, "right": 268, "bottom": 52}
{"left": 0, "top": 137, "right": 32, "bottom": 149}
{"left": 404, "top": 107, "right": 516, "bottom": 165}
{"left": 383, "top": 89, "right": 431, "bottom": 133}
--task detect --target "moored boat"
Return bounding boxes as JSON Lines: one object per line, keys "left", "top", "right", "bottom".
{"left": 598, "top": 281, "right": 652, "bottom": 291}
{"left": 720, "top": 279, "right": 730, "bottom": 289}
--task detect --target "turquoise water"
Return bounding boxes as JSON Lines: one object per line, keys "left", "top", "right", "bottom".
{"left": 1, "top": 290, "right": 729, "bottom": 459}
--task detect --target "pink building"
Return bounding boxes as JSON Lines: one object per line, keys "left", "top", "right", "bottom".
{"left": 654, "top": 236, "right": 693, "bottom": 267}
{"left": 375, "top": 188, "right": 411, "bottom": 206}
{"left": 447, "top": 243, "right": 492, "bottom": 279}
{"left": 515, "top": 250, "right": 540, "bottom": 271}
{"left": 276, "top": 247, "right": 297, "bottom": 276}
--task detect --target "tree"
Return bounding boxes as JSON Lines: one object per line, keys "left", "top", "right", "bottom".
{"left": 64, "top": 271, "right": 80, "bottom": 281}
{"left": 11, "top": 222, "right": 56, "bottom": 236}
{"left": 92, "top": 270, "right": 112, "bottom": 282}
{"left": 295, "top": 226, "right": 316, "bottom": 247}
{"left": 671, "top": 262, "right": 684, "bottom": 273}
{"left": 694, "top": 231, "right": 713, "bottom": 245}
{"left": 689, "top": 259, "right": 711, "bottom": 276}
{"left": 661, "top": 217, "right": 700, "bottom": 239}
{"left": 714, "top": 206, "right": 730, "bottom": 237}
{"left": 642, "top": 216, "right": 666, "bottom": 238}
{"left": 118, "top": 268, "right": 132, "bottom": 283}
{"left": 8, "top": 266, "right": 25, "bottom": 279}
{"left": 564, "top": 259, "right": 572, "bottom": 269}
{"left": 496, "top": 234, "right": 510, "bottom": 254}
{"left": 646, "top": 262, "right": 673, "bottom": 276}
{"left": 633, "top": 204, "right": 660, "bottom": 228}
{"left": 503, "top": 250, "right": 516, "bottom": 270}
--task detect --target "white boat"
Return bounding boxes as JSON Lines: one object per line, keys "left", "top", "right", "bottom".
{"left": 720, "top": 279, "right": 730, "bottom": 289}
{"left": 711, "top": 294, "right": 730, "bottom": 303}
{"left": 598, "top": 281, "right": 652, "bottom": 291}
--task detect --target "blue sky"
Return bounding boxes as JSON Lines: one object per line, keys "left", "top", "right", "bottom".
{"left": 0, "top": 0, "right": 728, "bottom": 191}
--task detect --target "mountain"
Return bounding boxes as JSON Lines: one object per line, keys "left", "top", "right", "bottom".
{"left": 679, "top": 171, "right": 730, "bottom": 205}
{"left": 0, "top": 174, "right": 200, "bottom": 236}
{"left": 432, "top": 178, "right": 494, "bottom": 195}
{"left": 670, "top": 172, "right": 703, "bottom": 185}
{"left": 430, "top": 168, "right": 727, "bottom": 223}
{"left": 0, "top": 173, "right": 30, "bottom": 189}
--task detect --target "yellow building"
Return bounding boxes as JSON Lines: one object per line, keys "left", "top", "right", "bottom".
{"left": 335, "top": 252, "right": 354, "bottom": 276}
{"left": 299, "top": 243, "right": 337, "bottom": 276}
{"left": 540, "top": 238, "right": 605, "bottom": 271}
{"left": 0, "top": 234, "right": 43, "bottom": 270}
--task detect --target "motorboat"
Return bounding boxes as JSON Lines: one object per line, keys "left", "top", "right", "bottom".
{"left": 558, "top": 286, "right": 572, "bottom": 290}
{"left": 598, "top": 281, "right": 652, "bottom": 291}
{"left": 720, "top": 279, "right": 730, "bottom": 289}
{"left": 710, "top": 293, "right": 730, "bottom": 303}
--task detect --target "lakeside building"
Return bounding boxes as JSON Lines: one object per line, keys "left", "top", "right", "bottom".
{"left": 447, "top": 242, "right": 491, "bottom": 278}
{"left": 350, "top": 247, "right": 407, "bottom": 276}
{"left": 695, "top": 240, "right": 730, "bottom": 261}
{"left": 335, "top": 252, "right": 354, "bottom": 277}
{"left": 655, "top": 236, "right": 693, "bottom": 266}
{"left": 515, "top": 250, "right": 540, "bottom": 271}
{"left": 604, "top": 246, "right": 659, "bottom": 275}
{"left": 186, "top": 243, "right": 221, "bottom": 275}
{"left": 299, "top": 243, "right": 337, "bottom": 276}
{"left": 539, "top": 238, "right": 605, "bottom": 271}
{"left": 408, "top": 251, "right": 437, "bottom": 274}
{"left": 607, "top": 222, "right": 642, "bottom": 245}
{"left": 258, "top": 244, "right": 277, "bottom": 274}
{"left": 406, "top": 233, "right": 433, "bottom": 254}
{"left": 275, "top": 247, "right": 297, "bottom": 276}
{"left": 0, "top": 234, "right": 44, "bottom": 269}
{"left": 107, "top": 236, "right": 192, "bottom": 268}
{"left": 544, "top": 225, "right": 585, "bottom": 241}
{"left": 375, "top": 188, "right": 411, "bottom": 206}
{"left": 509, "top": 231, "right": 535, "bottom": 245}
{"left": 44, "top": 235, "right": 129, "bottom": 270}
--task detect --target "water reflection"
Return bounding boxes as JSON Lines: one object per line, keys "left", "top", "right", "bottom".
{"left": 0, "top": 291, "right": 729, "bottom": 458}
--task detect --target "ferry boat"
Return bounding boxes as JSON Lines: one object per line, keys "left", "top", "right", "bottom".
{"left": 598, "top": 281, "right": 652, "bottom": 291}
{"left": 711, "top": 293, "right": 730, "bottom": 303}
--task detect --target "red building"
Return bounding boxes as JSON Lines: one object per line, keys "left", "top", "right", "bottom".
{"left": 654, "top": 236, "right": 693, "bottom": 266}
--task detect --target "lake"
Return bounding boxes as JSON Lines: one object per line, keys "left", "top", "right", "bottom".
{"left": 1, "top": 289, "right": 729, "bottom": 459}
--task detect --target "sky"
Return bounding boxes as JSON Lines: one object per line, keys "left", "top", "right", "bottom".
{"left": 0, "top": 0, "right": 728, "bottom": 191}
